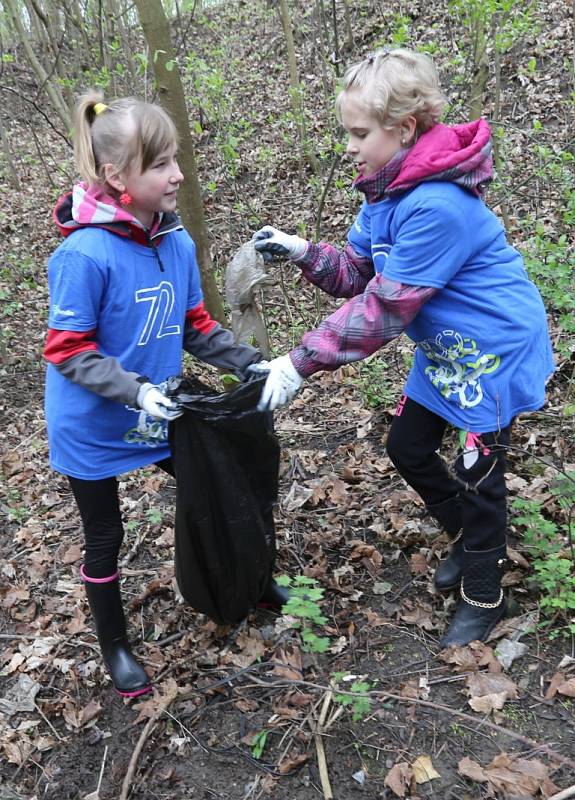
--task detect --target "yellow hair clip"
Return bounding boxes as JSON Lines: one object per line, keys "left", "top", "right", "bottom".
{"left": 93, "top": 102, "right": 108, "bottom": 116}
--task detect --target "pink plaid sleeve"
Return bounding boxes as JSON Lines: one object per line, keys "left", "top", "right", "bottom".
{"left": 297, "top": 241, "right": 374, "bottom": 297}
{"left": 289, "top": 275, "right": 437, "bottom": 378}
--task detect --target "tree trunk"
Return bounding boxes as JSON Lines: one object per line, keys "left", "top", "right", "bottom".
{"left": 342, "top": 0, "right": 354, "bottom": 51}
{"left": 330, "top": 0, "right": 340, "bottom": 76}
{"left": 27, "top": 0, "right": 74, "bottom": 109}
{"left": 4, "top": 0, "right": 72, "bottom": 132}
{"left": 490, "top": 13, "right": 510, "bottom": 233}
{"left": 278, "top": 0, "right": 318, "bottom": 173}
{"left": 22, "top": 0, "right": 45, "bottom": 45}
{"left": 468, "top": 12, "right": 488, "bottom": 120}
{"left": 313, "top": 0, "right": 336, "bottom": 129}
{"left": 114, "top": 2, "right": 138, "bottom": 89}
{"left": 133, "top": 0, "right": 226, "bottom": 324}
{"left": 62, "top": 0, "right": 92, "bottom": 50}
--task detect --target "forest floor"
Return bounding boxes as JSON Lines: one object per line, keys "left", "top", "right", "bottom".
{"left": 1, "top": 1, "right": 574, "bottom": 798}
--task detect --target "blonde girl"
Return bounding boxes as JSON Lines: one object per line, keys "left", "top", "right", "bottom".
{"left": 252, "top": 49, "right": 554, "bottom": 648}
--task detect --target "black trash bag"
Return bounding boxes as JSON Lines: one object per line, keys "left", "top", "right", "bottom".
{"left": 166, "top": 375, "right": 279, "bottom": 625}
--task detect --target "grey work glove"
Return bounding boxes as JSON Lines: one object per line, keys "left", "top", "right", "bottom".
{"left": 248, "top": 356, "right": 303, "bottom": 411}
{"left": 137, "top": 384, "right": 183, "bottom": 421}
{"left": 253, "top": 225, "right": 308, "bottom": 263}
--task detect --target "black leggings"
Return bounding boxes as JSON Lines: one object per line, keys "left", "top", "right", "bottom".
{"left": 386, "top": 396, "right": 511, "bottom": 551}
{"left": 68, "top": 458, "right": 174, "bottom": 578}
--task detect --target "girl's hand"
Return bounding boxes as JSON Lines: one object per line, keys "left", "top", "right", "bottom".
{"left": 253, "top": 226, "right": 308, "bottom": 262}
{"left": 138, "top": 386, "right": 183, "bottom": 421}
{"left": 251, "top": 355, "right": 303, "bottom": 411}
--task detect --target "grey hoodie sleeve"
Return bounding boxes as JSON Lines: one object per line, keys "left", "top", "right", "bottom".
{"left": 183, "top": 319, "right": 262, "bottom": 375}
{"left": 53, "top": 351, "right": 147, "bottom": 406}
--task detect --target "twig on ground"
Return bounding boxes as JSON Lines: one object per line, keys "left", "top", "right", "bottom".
{"left": 85, "top": 745, "right": 108, "bottom": 799}
{"left": 234, "top": 675, "right": 575, "bottom": 771}
{"left": 119, "top": 682, "right": 179, "bottom": 800}
{"left": 549, "top": 785, "right": 575, "bottom": 800}
{"left": 34, "top": 701, "right": 63, "bottom": 741}
{"left": 314, "top": 689, "right": 334, "bottom": 800}
{"left": 155, "top": 630, "right": 188, "bottom": 647}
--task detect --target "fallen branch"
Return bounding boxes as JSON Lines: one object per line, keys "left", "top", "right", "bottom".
{"left": 549, "top": 785, "right": 575, "bottom": 800}
{"left": 314, "top": 690, "right": 334, "bottom": 800}
{"left": 119, "top": 682, "right": 179, "bottom": 800}
{"left": 379, "top": 690, "right": 575, "bottom": 772}
{"left": 120, "top": 667, "right": 575, "bottom": 797}
{"left": 240, "top": 675, "right": 575, "bottom": 772}
{"left": 84, "top": 745, "right": 108, "bottom": 800}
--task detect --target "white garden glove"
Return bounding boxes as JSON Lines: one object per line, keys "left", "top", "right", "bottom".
{"left": 249, "top": 355, "right": 303, "bottom": 411}
{"left": 137, "top": 384, "right": 183, "bottom": 421}
{"left": 253, "top": 225, "right": 308, "bottom": 263}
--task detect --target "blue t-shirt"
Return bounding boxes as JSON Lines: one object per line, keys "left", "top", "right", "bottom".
{"left": 45, "top": 227, "right": 203, "bottom": 479}
{"left": 348, "top": 182, "right": 555, "bottom": 430}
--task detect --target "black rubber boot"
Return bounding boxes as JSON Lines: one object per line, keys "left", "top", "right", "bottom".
{"left": 81, "top": 566, "right": 152, "bottom": 698}
{"left": 427, "top": 497, "right": 463, "bottom": 592}
{"left": 257, "top": 579, "right": 290, "bottom": 611}
{"left": 440, "top": 544, "right": 507, "bottom": 648}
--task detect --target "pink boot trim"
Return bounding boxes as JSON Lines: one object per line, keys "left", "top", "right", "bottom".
{"left": 80, "top": 564, "right": 119, "bottom": 584}
{"left": 116, "top": 683, "right": 153, "bottom": 699}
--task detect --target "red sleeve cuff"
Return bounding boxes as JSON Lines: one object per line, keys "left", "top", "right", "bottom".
{"left": 44, "top": 328, "right": 98, "bottom": 364}
{"left": 185, "top": 301, "right": 217, "bottom": 335}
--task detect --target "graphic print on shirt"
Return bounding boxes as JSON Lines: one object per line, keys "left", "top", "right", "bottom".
{"left": 371, "top": 243, "right": 392, "bottom": 273}
{"left": 136, "top": 280, "right": 181, "bottom": 345}
{"left": 122, "top": 280, "right": 181, "bottom": 447}
{"left": 123, "top": 410, "right": 168, "bottom": 447}
{"left": 419, "top": 329, "right": 500, "bottom": 409}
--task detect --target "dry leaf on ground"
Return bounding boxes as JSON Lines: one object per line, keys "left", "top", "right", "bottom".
{"left": 63, "top": 699, "right": 102, "bottom": 729}
{"left": 466, "top": 672, "right": 518, "bottom": 714}
{"left": 545, "top": 672, "right": 575, "bottom": 699}
{"left": 458, "top": 753, "right": 559, "bottom": 797}
{"left": 410, "top": 551, "right": 429, "bottom": 575}
{"left": 278, "top": 752, "right": 309, "bottom": 774}
{"left": 282, "top": 481, "right": 314, "bottom": 511}
{"left": 399, "top": 598, "right": 437, "bottom": 630}
{"left": 412, "top": 754, "right": 441, "bottom": 784}
{"left": 273, "top": 646, "right": 303, "bottom": 681}
{"left": 0, "top": 674, "right": 40, "bottom": 716}
{"left": 440, "top": 641, "right": 501, "bottom": 673}
{"left": 228, "top": 628, "right": 266, "bottom": 668}
{"left": 384, "top": 761, "right": 413, "bottom": 797}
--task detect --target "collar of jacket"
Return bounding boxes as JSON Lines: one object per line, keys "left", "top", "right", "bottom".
{"left": 53, "top": 187, "right": 183, "bottom": 246}
{"left": 354, "top": 119, "right": 493, "bottom": 204}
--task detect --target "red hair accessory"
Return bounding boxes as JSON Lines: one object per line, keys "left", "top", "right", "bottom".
{"left": 119, "top": 192, "right": 133, "bottom": 206}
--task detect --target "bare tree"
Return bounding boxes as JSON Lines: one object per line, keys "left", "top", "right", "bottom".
{"left": 278, "top": 0, "right": 318, "bottom": 173}
{"left": 342, "top": 0, "right": 354, "bottom": 52}
{"left": 133, "top": 0, "right": 226, "bottom": 324}
{"left": 3, "top": 0, "right": 72, "bottom": 131}
{"left": 468, "top": 12, "right": 488, "bottom": 121}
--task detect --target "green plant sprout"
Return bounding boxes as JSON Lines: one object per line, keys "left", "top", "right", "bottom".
{"left": 331, "top": 672, "right": 376, "bottom": 721}
{"left": 146, "top": 508, "right": 163, "bottom": 525}
{"left": 351, "top": 353, "right": 396, "bottom": 408}
{"left": 250, "top": 729, "right": 269, "bottom": 759}
{"left": 512, "top": 472, "right": 575, "bottom": 637}
{"left": 276, "top": 575, "right": 331, "bottom": 653}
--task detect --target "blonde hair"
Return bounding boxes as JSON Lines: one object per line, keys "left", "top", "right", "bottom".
{"left": 335, "top": 48, "right": 447, "bottom": 137}
{"left": 74, "top": 90, "right": 178, "bottom": 186}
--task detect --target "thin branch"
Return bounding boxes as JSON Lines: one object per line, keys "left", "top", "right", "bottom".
{"left": 0, "top": 84, "right": 70, "bottom": 145}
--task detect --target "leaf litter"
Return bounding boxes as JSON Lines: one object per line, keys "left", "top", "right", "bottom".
{"left": 1, "top": 0, "right": 575, "bottom": 797}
